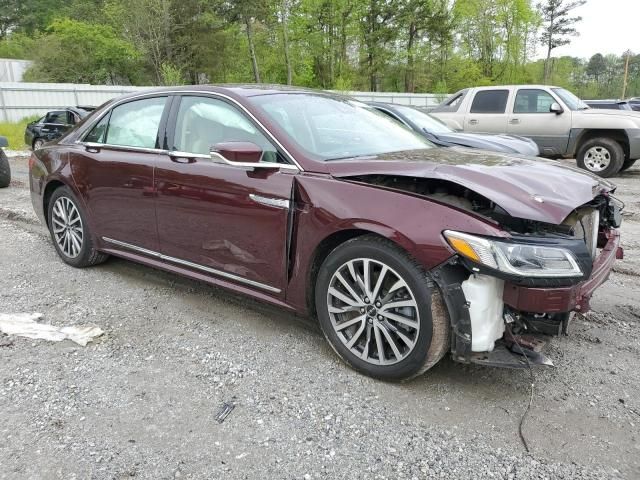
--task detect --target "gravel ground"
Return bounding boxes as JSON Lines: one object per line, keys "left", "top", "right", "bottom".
{"left": 1, "top": 154, "right": 639, "bottom": 479}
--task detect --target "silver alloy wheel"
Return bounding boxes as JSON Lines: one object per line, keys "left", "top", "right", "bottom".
{"left": 51, "top": 196, "right": 83, "bottom": 258}
{"left": 327, "top": 258, "right": 420, "bottom": 365}
{"left": 33, "top": 139, "right": 45, "bottom": 150}
{"left": 584, "top": 146, "right": 611, "bottom": 172}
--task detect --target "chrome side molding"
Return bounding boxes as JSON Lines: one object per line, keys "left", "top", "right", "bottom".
{"left": 249, "top": 194, "right": 290, "bottom": 210}
{"left": 102, "top": 237, "right": 281, "bottom": 293}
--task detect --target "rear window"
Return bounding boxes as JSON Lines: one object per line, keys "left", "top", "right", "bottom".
{"left": 470, "top": 90, "right": 509, "bottom": 114}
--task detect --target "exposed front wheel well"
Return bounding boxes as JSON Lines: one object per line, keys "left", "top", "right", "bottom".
{"left": 307, "top": 229, "right": 389, "bottom": 318}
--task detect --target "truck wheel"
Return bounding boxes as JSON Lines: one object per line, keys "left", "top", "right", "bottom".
{"left": 33, "top": 138, "right": 45, "bottom": 150}
{"left": 315, "top": 235, "right": 450, "bottom": 381}
{"left": 620, "top": 159, "right": 637, "bottom": 171}
{"left": 576, "top": 138, "right": 624, "bottom": 177}
{"left": 0, "top": 149, "right": 10, "bottom": 188}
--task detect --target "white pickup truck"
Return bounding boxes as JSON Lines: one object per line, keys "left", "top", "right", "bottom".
{"left": 430, "top": 85, "right": 640, "bottom": 177}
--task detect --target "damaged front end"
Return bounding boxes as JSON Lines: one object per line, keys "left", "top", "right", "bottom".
{"left": 346, "top": 173, "right": 623, "bottom": 369}
{"left": 434, "top": 192, "right": 623, "bottom": 369}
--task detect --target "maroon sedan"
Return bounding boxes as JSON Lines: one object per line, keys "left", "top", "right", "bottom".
{"left": 29, "top": 85, "right": 623, "bottom": 380}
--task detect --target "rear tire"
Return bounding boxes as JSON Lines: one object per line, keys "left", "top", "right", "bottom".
{"left": 576, "top": 137, "right": 624, "bottom": 177}
{"left": 315, "top": 235, "right": 450, "bottom": 381}
{"left": 0, "top": 149, "right": 10, "bottom": 188}
{"left": 620, "top": 158, "right": 637, "bottom": 171}
{"left": 47, "top": 186, "right": 108, "bottom": 268}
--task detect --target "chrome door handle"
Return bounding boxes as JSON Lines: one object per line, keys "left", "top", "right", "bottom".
{"left": 509, "top": 118, "right": 520, "bottom": 125}
{"left": 468, "top": 119, "right": 478, "bottom": 125}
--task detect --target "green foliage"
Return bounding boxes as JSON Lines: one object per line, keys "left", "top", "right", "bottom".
{"left": 24, "top": 18, "right": 143, "bottom": 84}
{"left": 1, "top": 0, "right": 638, "bottom": 100}
{"left": 160, "top": 63, "right": 185, "bottom": 86}
{"left": 0, "top": 33, "right": 36, "bottom": 59}
{"left": 0, "top": 116, "right": 39, "bottom": 149}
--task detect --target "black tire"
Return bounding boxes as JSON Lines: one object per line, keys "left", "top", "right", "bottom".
{"left": 315, "top": 235, "right": 450, "bottom": 381}
{"left": 33, "top": 138, "right": 45, "bottom": 150}
{"left": 620, "top": 158, "right": 637, "bottom": 171}
{"left": 0, "top": 149, "right": 10, "bottom": 188}
{"left": 47, "top": 186, "right": 108, "bottom": 268}
{"left": 576, "top": 137, "right": 624, "bottom": 178}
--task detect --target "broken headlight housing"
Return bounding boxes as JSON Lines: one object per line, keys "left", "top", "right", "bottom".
{"left": 443, "top": 230, "right": 584, "bottom": 278}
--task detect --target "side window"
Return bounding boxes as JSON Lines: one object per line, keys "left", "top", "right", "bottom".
{"left": 514, "top": 89, "right": 556, "bottom": 113}
{"left": 470, "top": 90, "right": 509, "bottom": 114}
{"left": 105, "top": 97, "right": 167, "bottom": 148}
{"left": 84, "top": 113, "right": 110, "bottom": 143}
{"left": 173, "top": 96, "right": 284, "bottom": 163}
{"left": 45, "top": 111, "right": 68, "bottom": 125}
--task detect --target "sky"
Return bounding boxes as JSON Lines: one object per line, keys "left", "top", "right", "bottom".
{"left": 533, "top": 0, "right": 640, "bottom": 60}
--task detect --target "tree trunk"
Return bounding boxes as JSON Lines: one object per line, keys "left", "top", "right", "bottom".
{"left": 543, "top": 37, "right": 552, "bottom": 84}
{"left": 245, "top": 16, "right": 261, "bottom": 83}
{"left": 282, "top": 1, "right": 292, "bottom": 85}
{"left": 405, "top": 22, "right": 416, "bottom": 92}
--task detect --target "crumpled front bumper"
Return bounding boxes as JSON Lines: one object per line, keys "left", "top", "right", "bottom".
{"left": 502, "top": 229, "right": 622, "bottom": 314}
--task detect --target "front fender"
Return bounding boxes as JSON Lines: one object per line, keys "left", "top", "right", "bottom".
{"left": 284, "top": 173, "right": 506, "bottom": 313}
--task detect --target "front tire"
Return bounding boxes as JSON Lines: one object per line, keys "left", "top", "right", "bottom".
{"left": 47, "top": 186, "right": 108, "bottom": 268}
{"left": 315, "top": 235, "right": 450, "bottom": 381}
{"left": 0, "top": 149, "right": 10, "bottom": 188}
{"left": 576, "top": 137, "right": 624, "bottom": 177}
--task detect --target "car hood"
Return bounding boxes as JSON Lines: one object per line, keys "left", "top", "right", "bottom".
{"left": 327, "top": 147, "right": 614, "bottom": 224}
{"left": 434, "top": 131, "right": 540, "bottom": 156}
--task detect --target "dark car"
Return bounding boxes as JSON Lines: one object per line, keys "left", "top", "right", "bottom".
{"left": 585, "top": 100, "right": 633, "bottom": 111}
{"left": 29, "top": 85, "right": 622, "bottom": 380}
{"left": 369, "top": 102, "right": 540, "bottom": 156}
{"left": 24, "top": 106, "right": 95, "bottom": 150}
{"left": 0, "top": 136, "right": 9, "bottom": 187}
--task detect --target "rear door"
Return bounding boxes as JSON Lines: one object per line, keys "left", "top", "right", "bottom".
{"left": 464, "top": 89, "right": 510, "bottom": 133}
{"left": 507, "top": 88, "right": 572, "bottom": 156}
{"left": 70, "top": 95, "right": 170, "bottom": 252}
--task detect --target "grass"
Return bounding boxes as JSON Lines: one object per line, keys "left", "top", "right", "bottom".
{"left": 0, "top": 115, "right": 40, "bottom": 150}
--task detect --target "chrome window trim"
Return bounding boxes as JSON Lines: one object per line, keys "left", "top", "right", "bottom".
{"left": 102, "top": 237, "right": 281, "bottom": 293}
{"left": 76, "top": 90, "right": 304, "bottom": 172}
{"left": 249, "top": 194, "right": 290, "bottom": 210}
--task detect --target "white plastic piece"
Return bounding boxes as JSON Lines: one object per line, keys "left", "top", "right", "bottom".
{"left": 0, "top": 313, "right": 103, "bottom": 346}
{"left": 461, "top": 274, "right": 505, "bottom": 352}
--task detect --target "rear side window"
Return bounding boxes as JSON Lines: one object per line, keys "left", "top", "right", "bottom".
{"left": 103, "top": 97, "right": 167, "bottom": 149}
{"left": 514, "top": 89, "right": 556, "bottom": 113}
{"left": 470, "top": 90, "right": 509, "bottom": 114}
{"left": 84, "top": 114, "right": 110, "bottom": 143}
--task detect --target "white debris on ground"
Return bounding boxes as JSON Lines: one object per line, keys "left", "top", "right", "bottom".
{"left": 0, "top": 312, "right": 103, "bottom": 346}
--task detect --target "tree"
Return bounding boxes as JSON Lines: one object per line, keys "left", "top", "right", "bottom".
{"left": 538, "top": 0, "right": 586, "bottom": 83}
{"left": 24, "top": 18, "right": 142, "bottom": 84}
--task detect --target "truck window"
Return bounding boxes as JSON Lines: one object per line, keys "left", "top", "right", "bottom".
{"left": 470, "top": 90, "right": 509, "bottom": 114}
{"left": 514, "top": 89, "right": 555, "bottom": 113}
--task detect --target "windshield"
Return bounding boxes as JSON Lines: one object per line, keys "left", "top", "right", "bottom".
{"left": 552, "top": 88, "right": 589, "bottom": 111}
{"left": 251, "top": 94, "right": 433, "bottom": 160}
{"left": 391, "top": 105, "right": 453, "bottom": 134}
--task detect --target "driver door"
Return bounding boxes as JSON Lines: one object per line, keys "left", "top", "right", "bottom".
{"left": 155, "top": 95, "right": 296, "bottom": 295}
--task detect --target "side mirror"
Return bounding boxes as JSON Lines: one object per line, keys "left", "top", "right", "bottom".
{"left": 211, "top": 141, "right": 262, "bottom": 164}
{"left": 550, "top": 102, "right": 564, "bottom": 114}
{"left": 0, "top": 136, "right": 7, "bottom": 148}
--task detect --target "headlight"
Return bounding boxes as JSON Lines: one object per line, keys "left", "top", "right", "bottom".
{"left": 443, "top": 230, "right": 583, "bottom": 278}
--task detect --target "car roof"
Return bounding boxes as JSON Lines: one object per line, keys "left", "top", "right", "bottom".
{"left": 112, "top": 84, "right": 339, "bottom": 101}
